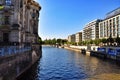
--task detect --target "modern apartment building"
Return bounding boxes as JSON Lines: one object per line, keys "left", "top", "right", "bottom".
{"left": 83, "top": 19, "right": 102, "bottom": 41}
{"left": 0, "top": 0, "right": 41, "bottom": 46}
{"left": 99, "top": 7, "right": 120, "bottom": 39}
{"left": 75, "top": 32, "right": 82, "bottom": 45}
{"left": 68, "top": 34, "right": 76, "bottom": 43}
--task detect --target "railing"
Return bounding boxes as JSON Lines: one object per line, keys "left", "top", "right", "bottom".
{"left": 97, "top": 48, "right": 106, "bottom": 52}
{"left": 108, "top": 48, "right": 120, "bottom": 56}
{"left": 0, "top": 46, "right": 31, "bottom": 56}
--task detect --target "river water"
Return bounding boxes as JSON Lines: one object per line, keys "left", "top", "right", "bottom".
{"left": 22, "top": 46, "right": 120, "bottom": 80}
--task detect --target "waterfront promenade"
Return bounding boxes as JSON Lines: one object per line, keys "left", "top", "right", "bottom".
{"left": 63, "top": 45, "right": 120, "bottom": 60}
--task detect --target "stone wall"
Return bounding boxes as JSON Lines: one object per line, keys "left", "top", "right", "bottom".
{"left": 70, "top": 45, "right": 99, "bottom": 51}
{"left": 0, "top": 45, "right": 42, "bottom": 80}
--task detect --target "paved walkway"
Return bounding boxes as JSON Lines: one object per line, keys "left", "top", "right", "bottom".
{"left": 89, "top": 73, "right": 120, "bottom": 80}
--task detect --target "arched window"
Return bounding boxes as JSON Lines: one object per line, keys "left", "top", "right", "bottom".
{"left": 5, "top": 0, "right": 11, "bottom": 6}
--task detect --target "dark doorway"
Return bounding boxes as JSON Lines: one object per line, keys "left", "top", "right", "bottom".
{"left": 3, "top": 33, "right": 9, "bottom": 42}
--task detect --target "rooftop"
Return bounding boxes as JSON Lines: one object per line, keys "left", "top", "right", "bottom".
{"left": 106, "top": 7, "right": 120, "bottom": 19}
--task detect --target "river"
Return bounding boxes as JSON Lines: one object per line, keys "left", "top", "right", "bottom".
{"left": 21, "top": 46, "right": 120, "bottom": 80}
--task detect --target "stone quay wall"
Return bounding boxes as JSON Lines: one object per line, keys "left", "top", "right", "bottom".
{"left": 0, "top": 45, "right": 42, "bottom": 80}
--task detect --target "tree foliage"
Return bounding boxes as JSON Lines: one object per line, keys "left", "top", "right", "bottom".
{"left": 42, "top": 38, "right": 67, "bottom": 45}
{"left": 41, "top": 35, "right": 120, "bottom": 46}
{"left": 115, "top": 34, "right": 120, "bottom": 46}
{"left": 101, "top": 38, "right": 107, "bottom": 43}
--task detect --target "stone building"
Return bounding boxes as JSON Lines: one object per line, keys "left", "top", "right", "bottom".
{"left": 0, "top": 0, "right": 41, "bottom": 46}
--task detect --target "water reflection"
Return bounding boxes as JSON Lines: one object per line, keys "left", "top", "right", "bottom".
{"left": 21, "top": 46, "right": 120, "bottom": 80}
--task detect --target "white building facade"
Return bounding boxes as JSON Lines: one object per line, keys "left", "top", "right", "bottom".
{"left": 68, "top": 34, "right": 76, "bottom": 43}
{"left": 83, "top": 19, "right": 102, "bottom": 41}
{"left": 99, "top": 8, "right": 120, "bottom": 39}
{"left": 75, "top": 32, "right": 82, "bottom": 45}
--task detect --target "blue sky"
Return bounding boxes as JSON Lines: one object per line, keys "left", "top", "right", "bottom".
{"left": 36, "top": 0, "right": 120, "bottom": 40}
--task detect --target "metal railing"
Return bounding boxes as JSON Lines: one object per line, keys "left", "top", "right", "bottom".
{"left": 0, "top": 46, "right": 31, "bottom": 56}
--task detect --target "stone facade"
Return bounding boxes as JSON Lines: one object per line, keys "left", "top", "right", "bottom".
{"left": 0, "top": 0, "right": 41, "bottom": 46}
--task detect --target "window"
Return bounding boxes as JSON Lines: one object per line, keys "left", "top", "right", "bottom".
{"left": 20, "top": 0, "right": 23, "bottom": 8}
{"left": 5, "top": 0, "right": 11, "bottom": 6}
{"left": 4, "top": 16, "right": 9, "bottom": 25}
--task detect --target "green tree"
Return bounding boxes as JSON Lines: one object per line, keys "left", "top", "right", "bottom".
{"left": 90, "top": 40, "right": 93, "bottom": 45}
{"left": 44, "top": 39, "right": 52, "bottom": 44}
{"left": 38, "top": 37, "right": 42, "bottom": 44}
{"left": 71, "top": 42, "right": 77, "bottom": 45}
{"left": 107, "top": 34, "right": 114, "bottom": 46}
{"left": 78, "top": 41, "right": 82, "bottom": 46}
{"left": 101, "top": 38, "right": 107, "bottom": 46}
{"left": 51, "top": 38, "right": 56, "bottom": 45}
{"left": 115, "top": 34, "right": 120, "bottom": 46}
{"left": 94, "top": 39, "right": 101, "bottom": 46}
{"left": 57, "top": 39, "right": 62, "bottom": 44}
{"left": 86, "top": 40, "right": 90, "bottom": 45}
{"left": 61, "top": 39, "right": 67, "bottom": 45}
{"left": 82, "top": 41, "right": 87, "bottom": 45}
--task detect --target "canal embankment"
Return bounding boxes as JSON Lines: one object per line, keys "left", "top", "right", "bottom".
{"left": 16, "top": 44, "right": 42, "bottom": 80}
{"left": 64, "top": 45, "right": 120, "bottom": 61}
{"left": 64, "top": 46, "right": 81, "bottom": 52}
{"left": 64, "top": 45, "right": 99, "bottom": 56}
{"left": 0, "top": 44, "right": 42, "bottom": 80}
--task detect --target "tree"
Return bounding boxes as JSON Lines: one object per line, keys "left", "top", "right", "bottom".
{"left": 71, "top": 42, "right": 77, "bottom": 45}
{"left": 94, "top": 39, "right": 101, "bottom": 46}
{"left": 57, "top": 39, "right": 62, "bottom": 45}
{"left": 115, "top": 34, "right": 120, "bottom": 46}
{"left": 90, "top": 40, "right": 93, "bottom": 45}
{"left": 101, "top": 38, "right": 107, "bottom": 46}
{"left": 61, "top": 39, "right": 67, "bottom": 45}
{"left": 38, "top": 37, "right": 42, "bottom": 44}
{"left": 78, "top": 42, "right": 82, "bottom": 46}
{"left": 51, "top": 38, "right": 56, "bottom": 45}
{"left": 107, "top": 34, "right": 114, "bottom": 46}
{"left": 82, "top": 41, "right": 87, "bottom": 45}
